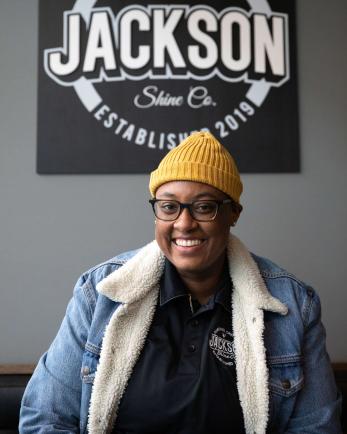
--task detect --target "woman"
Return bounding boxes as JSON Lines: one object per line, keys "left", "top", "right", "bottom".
{"left": 20, "top": 132, "right": 341, "bottom": 433}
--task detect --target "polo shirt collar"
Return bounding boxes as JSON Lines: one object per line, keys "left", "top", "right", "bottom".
{"left": 160, "top": 259, "right": 232, "bottom": 313}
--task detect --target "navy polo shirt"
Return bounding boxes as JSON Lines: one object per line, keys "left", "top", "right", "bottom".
{"left": 114, "top": 259, "right": 245, "bottom": 434}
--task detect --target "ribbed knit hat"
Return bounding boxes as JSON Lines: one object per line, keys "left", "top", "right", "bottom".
{"left": 149, "top": 131, "right": 243, "bottom": 204}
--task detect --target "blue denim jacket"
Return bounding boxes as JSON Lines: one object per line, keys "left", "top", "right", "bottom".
{"left": 19, "top": 239, "right": 342, "bottom": 434}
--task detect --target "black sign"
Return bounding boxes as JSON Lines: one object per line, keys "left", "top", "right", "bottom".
{"left": 37, "top": 0, "right": 299, "bottom": 173}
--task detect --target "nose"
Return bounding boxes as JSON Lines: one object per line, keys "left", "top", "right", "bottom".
{"left": 173, "top": 207, "right": 198, "bottom": 231}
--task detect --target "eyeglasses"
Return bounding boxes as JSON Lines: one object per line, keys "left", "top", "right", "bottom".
{"left": 149, "top": 199, "right": 233, "bottom": 222}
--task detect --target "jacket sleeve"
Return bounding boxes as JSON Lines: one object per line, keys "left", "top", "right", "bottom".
{"left": 285, "top": 288, "right": 342, "bottom": 433}
{"left": 19, "top": 274, "right": 95, "bottom": 433}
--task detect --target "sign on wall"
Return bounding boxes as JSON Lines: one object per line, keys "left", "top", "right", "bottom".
{"left": 37, "top": 0, "right": 299, "bottom": 173}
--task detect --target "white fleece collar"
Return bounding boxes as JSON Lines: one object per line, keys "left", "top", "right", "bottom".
{"left": 97, "top": 235, "right": 287, "bottom": 315}
{"left": 97, "top": 240, "right": 165, "bottom": 304}
{"left": 227, "top": 235, "right": 288, "bottom": 314}
{"left": 90, "top": 234, "right": 288, "bottom": 434}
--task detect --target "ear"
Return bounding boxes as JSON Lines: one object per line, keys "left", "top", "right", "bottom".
{"left": 227, "top": 209, "right": 236, "bottom": 227}
{"left": 229, "top": 203, "right": 242, "bottom": 227}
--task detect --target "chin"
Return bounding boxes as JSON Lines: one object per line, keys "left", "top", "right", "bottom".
{"left": 169, "top": 257, "right": 210, "bottom": 277}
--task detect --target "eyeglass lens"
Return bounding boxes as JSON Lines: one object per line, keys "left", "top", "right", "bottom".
{"left": 153, "top": 200, "right": 218, "bottom": 221}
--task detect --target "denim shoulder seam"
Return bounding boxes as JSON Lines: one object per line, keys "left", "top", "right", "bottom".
{"left": 260, "top": 270, "right": 305, "bottom": 287}
{"left": 82, "top": 280, "right": 97, "bottom": 322}
{"left": 83, "top": 258, "right": 127, "bottom": 276}
{"left": 302, "top": 286, "right": 315, "bottom": 329}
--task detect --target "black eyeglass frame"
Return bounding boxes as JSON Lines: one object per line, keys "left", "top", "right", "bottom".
{"left": 149, "top": 198, "right": 234, "bottom": 222}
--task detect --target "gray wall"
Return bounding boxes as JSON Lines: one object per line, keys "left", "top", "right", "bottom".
{"left": 0, "top": 0, "right": 346, "bottom": 363}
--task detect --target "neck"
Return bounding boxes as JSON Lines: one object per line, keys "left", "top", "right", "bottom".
{"left": 178, "top": 257, "right": 227, "bottom": 305}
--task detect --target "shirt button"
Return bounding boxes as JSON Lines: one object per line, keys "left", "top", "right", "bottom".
{"left": 81, "top": 366, "right": 90, "bottom": 376}
{"left": 281, "top": 379, "right": 291, "bottom": 390}
{"left": 191, "top": 319, "right": 199, "bottom": 327}
{"left": 188, "top": 344, "right": 197, "bottom": 353}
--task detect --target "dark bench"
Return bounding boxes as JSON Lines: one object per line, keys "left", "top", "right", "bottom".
{"left": 0, "top": 366, "right": 33, "bottom": 434}
{"left": 1, "top": 364, "right": 346, "bottom": 433}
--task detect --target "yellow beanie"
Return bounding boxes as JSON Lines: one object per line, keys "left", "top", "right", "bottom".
{"left": 149, "top": 131, "right": 243, "bottom": 204}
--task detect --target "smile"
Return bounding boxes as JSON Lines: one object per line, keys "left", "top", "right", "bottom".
{"left": 174, "top": 239, "right": 204, "bottom": 247}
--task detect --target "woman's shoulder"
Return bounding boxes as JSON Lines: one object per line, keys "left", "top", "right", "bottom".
{"left": 251, "top": 252, "right": 320, "bottom": 317}
{"left": 80, "top": 247, "right": 142, "bottom": 286}
{"left": 70, "top": 246, "right": 143, "bottom": 313}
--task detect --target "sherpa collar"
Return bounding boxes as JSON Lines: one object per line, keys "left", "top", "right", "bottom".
{"left": 97, "top": 234, "right": 287, "bottom": 315}
{"left": 97, "top": 239, "right": 165, "bottom": 304}
{"left": 89, "top": 234, "right": 288, "bottom": 434}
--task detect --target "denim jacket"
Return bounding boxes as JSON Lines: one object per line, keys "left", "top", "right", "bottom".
{"left": 19, "top": 235, "right": 342, "bottom": 434}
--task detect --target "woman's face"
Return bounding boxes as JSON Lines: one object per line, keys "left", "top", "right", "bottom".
{"left": 154, "top": 181, "right": 236, "bottom": 281}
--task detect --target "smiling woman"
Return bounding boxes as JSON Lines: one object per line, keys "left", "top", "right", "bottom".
{"left": 19, "top": 132, "right": 342, "bottom": 434}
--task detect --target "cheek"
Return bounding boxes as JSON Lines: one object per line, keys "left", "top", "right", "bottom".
{"left": 155, "top": 223, "right": 171, "bottom": 251}
{"left": 205, "top": 223, "right": 231, "bottom": 251}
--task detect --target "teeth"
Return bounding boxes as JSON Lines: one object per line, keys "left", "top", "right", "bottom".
{"left": 175, "top": 239, "right": 202, "bottom": 247}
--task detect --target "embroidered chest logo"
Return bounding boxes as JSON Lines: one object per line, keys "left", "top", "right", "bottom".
{"left": 209, "top": 327, "right": 235, "bottom": 366}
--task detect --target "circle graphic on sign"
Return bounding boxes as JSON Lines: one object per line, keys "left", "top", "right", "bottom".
{"left": 209, "top": 327, "right": 235, "bottom": 366}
